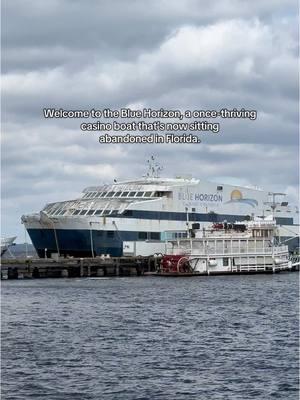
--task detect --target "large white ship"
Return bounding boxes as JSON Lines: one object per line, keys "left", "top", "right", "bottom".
{"left": 22, "top": 159, "right": 299, "bottom": 258}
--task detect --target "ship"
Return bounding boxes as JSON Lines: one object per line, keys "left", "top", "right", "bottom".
{"left": 21, "top": 158, "right": 299, "bottom": 258}
{"left": 1, "top": 236, "right": 17, "bottom": 256}
{"left": 159, "top": 217, "right": 295, "bottom": 276}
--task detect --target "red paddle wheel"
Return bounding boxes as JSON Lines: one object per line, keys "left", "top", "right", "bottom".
{"left": 160, "top": 255, "right": 192, "bottom": 274}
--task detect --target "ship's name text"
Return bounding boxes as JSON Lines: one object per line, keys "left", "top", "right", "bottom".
{"left": 178, "top": 193, "right": 223, "bottom": 202}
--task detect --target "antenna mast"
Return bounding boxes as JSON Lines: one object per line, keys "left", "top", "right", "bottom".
{"left": 145, "top": 155, "right": 163, "bottom": 178}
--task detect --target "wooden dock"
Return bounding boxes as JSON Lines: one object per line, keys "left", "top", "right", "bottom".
{"left": 1, "top": 255, "right": 298, "bottom": 280}
{"left": 0, "top": 256, "right": 160, "bottom": 280}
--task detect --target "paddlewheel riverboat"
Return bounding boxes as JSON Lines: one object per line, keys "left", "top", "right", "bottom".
{"left": 159, "top": 217, "right": 294, "bottom": 276}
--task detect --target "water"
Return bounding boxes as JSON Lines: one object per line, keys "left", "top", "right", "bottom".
{"left": 1, "top": 274, "right": 299, "bottom": 400}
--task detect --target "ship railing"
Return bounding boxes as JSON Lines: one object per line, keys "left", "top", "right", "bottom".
{"left": 166, "top": 239, "right": 288, "bottom": 256}
{"left": 231, "top": 263, "right": 289, "bottom": 273}
{"left": 166, "top": 247, "right": 289, "bottom": 256}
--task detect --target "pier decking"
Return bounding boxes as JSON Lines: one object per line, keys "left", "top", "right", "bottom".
{"left": 0, "top": 256, "right": 159, "bottom": 280}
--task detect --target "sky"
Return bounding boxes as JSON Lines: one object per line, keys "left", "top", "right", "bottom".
{"left": 1, "top": 0, "right": 299, "bottom": 242}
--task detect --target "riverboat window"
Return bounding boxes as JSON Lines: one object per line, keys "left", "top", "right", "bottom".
{"left": 107, "top": 192, "right": 114, "bottom": 197}
{"left": 79, "top": 209, "right": 88, "bottom": 215}
{"left": 87, "top": 210, "right": 95, "bottom": 215}
{"left": 217, "top": 186, "right": 223, "bottom": 191}
{"left": 136, "top": 192, "right": 144, "bottom": 197}
{"left": 115, "top": 192, "right": 122, "bottom": 197}
{"left": 129, "top": 192, "right": 136, "bottom": 197}
{"left": 138, "top": 232, "right": 147, "bottom": 240}
{"left": 192, "top": 207, "right": 196, "bottom": 212}
{"left": 145, "top": 192, "right": 152, "bottom": 197}
{"left": 223, "top": 258, "right": 229, "bottom": 266}
{"left": 100, "top": 192, "right": 107, "bottom": 197}
{"left": 58, "top": 210, "right": 66, "bottom": 215}
{"left": 94, "top": 210, "right": 102, "bottom": 215}
{"left": 121, "top": 192, "right": 129, "bottom": 197}
{"left": 107, "top": 231, "right": 114, "bottom": 238}
{"left": 96, "top": 192, "right": 102, "bottom": 197}
{"left": 103, "top": 209, "right": 111, "bottom": 215}
{"left": 73, "top": 210, "right": 81, "bottom": 215}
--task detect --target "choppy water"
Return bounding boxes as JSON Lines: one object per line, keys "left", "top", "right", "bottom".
{"left": 1, "top": 274, "right": 299, "bottom": 400}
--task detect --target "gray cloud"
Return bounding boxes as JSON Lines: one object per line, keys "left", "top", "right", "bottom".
{"left": 1, "top": 0, "right": 299, "bottom": 240}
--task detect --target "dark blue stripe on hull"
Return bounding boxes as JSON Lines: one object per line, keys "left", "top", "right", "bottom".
{"left": 103, "top": 210, "right": 294, "bottom": 226}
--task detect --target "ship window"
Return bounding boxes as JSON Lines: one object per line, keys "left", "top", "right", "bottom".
{"left": 100, "top": 192, "right": 107, "bottom": 197}
{"left": 107, "top": 231, "right": 114, "bottom": 238}
{"left": 87, "top": 210, "right": 95, "bottom": 215}
{"left": 192, "top": 208, "right": 196, "bottom": 212}
{"left": 149, "top": 232, "right": 160, "bottom": 240}
{"left": 136, "top": 192, "right": 144, "bottom": 197}
{"left": 103, "top": 209, "right": 111, "bottom": 215}
{"left": 223, "top": 258, "right": 229, "bottom": 266}
{"left": 154, "top": 191, "right": 170, "bottom": 197}
{"left": 115, "top": 192, "right": 122, "bottom": 197}
{"left": 107, "top": 192, "right": 114, "bottom": 197}
{"left": 96, "top": 192, "right": 102, "bottom": 198}
{"left": 79, "top": 209, "right": 88, "bottom": 215}
{"left": 94, "top": 210, "right": 102, "bottom": 215}
{"left": 58, "top": 210, "right": 66, "bottom": 215}
{"left": 124, "top": 210, "right": 133, "bottom": 216}
{"left": 54, "top": 208, "right": 62, "bottom": 215}
{"left": 121, "top": 192, "right": 129, "bottom": 197}
{"left": 145, "top": 192, "right": 152, "bottom": 197}
{"left": 138, "top": 232, "right": 147, "bottom": 240}
{"left": 73, "top": 210, "right": 81, "bottom": 215}
{"left": 129, "top": 192, "right": 136, "bottom": 197}
{"left": 217, "top": 186, "right": 223, "bottom": 191}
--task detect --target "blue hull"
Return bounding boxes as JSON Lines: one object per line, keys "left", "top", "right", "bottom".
{"left": 27, "top": 228, "right": 140, "bottom": 258}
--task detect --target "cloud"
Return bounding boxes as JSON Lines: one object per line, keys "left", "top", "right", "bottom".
{"left": 1, "top": 1, "right": 299, "bottom": 240}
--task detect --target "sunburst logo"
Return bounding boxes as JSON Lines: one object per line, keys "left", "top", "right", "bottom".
{"left": 226, "top": 190, "right": 258, "bottom": 207}
{"left": 230, "top": 190, "right": 243, "bottom": 200}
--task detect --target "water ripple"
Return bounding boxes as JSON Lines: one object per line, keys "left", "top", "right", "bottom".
{"left": 1, "top": 274, "right": 299, "bottom": 399}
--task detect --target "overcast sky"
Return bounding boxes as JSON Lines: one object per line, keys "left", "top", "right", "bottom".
{"left": 1, "top": 0, "right": 299, "bottom": 242}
